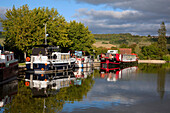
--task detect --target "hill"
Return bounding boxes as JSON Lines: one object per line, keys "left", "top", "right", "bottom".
{"left": 93, "top": 33, "right": 170, "bottom": 48}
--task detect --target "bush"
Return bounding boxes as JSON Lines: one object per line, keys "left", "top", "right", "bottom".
{"left": 162, "top": 54, "right": 170, "bottom": 61}
{"left": 102, "top": 42, "right": 108, "bottom": 44}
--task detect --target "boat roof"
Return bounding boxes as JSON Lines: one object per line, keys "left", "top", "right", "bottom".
{"left": 32, "top": 45, "right": 60, "bottom": 55}
{"left": 32, "top": 47, "right": 46, "bottom": 55}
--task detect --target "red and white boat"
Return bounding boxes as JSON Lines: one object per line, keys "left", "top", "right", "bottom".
{"left": 0, "top": 50, "right": 18, "bottom": 84}
{"left": 100, "top": 50, "right": 138, "bottom": 70}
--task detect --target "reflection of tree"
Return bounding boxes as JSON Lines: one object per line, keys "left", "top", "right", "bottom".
{"left": 4, "top": 81, "right": 45, "bottom": 113}
{"left": 157, "top": 65, "right": 166, "bottom": 99}
{"left": 4, "top": 75, "right": 94, "bottom": 113}
{"left": 93, "top": 69, "right": 100, "bottom": 78}
{"left": 138, "top": 64, "right": 167, "bottom": 99}
{"left": 138, "top": 64, "right": 160, "bottom": 73}
{"left": 55, "top": 75, "right": 94, "bottom": 103}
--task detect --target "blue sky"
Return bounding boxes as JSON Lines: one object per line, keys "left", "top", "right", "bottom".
{"left": 0, "top": 0, "right": 113, "bottom": 21}
{"left": 1, "top": 0, "right": 170, "bottom": 35}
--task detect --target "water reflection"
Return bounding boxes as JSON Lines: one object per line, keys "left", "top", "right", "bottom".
{"left": 61, "top": 64, "right": 170, "bottom": 113}
{"left": 157, "top": 65, "right": 166, "bottom": 99}
{"left": 100, "top": 66, "right": 138, "bottom": 82}
{"left": 1, "top": 68, "right": 94, "bottom": 113}
{"left": 1, "top": 64, "right": 170, "bottom": 113}
{"left": 0, "top": 80, "right": 18, "bottom": 112}
{"left": 25, "top": 71, "right": 76, "bottom": 96}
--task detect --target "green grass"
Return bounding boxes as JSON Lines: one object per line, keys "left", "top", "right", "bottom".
{"left": 18, "top": 63, "right": 26, "bottom": 66}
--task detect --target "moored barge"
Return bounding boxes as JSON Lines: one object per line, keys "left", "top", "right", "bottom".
{"left": 26, "top": 45, "right": 76, "bottom": 74}
{"left": 100, "top": 50, "right": 138, "bottom": 71}
{"left": 0, "top": 50, "right": 18, "bottom": 84}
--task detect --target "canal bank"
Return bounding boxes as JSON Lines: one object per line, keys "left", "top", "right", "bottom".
{"left": 138, "top": 60, "right": 167, "bottom": 64}
{"left": 18, "top": 59, "right": 168, "bottom": 68}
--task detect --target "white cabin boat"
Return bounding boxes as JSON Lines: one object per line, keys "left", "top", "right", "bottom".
{"left": 26, "top": 45, "right": 76, "bottom": 73}
{"left": 0, "top": 50, "right": 18, "bottom": 84}
{"left": 72, "top": 51, "right": 94, "bottom": 68}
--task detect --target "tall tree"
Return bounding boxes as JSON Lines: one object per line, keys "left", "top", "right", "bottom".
{"left": 157, "top": 22, "right": 168, "bottom": 58}
{"left": 66, "top": 20, "right": 95, "bottom": 54}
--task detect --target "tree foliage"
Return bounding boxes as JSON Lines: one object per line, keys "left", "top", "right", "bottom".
{"left": 141, "top": 43, "right": 160, "bottom": 59}
{"left": 66, "top": 20, "right": 95, "bottom": 54}
{"left": 157, "top": 22, "right": 168, "bottom": 57}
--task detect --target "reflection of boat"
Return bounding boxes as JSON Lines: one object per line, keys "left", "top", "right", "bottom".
{"left": 73, "top": 68, "right": 93, "bottom": 78}
{"left": 0, "top": 50, "right": 18, "bottom": 84}
{"left": 71, "top": 51, "right": 94, "bottom": 68}
{"left": 100, "top": 66, "right": 138, "bottom": 82}
{"left": 0, "top": 80, "right": 18, "bottom": 107}
{"left": 73, "top": 68, "right": 93, "bottom": 85}
{"left": 25, "top": 71, "right": 75, "bottom": 89}
{"left": 26, "top": 45, "right": 76, "bottom": 73}
{"left": 24, "top": 72, "right": 76, "bottom": 96}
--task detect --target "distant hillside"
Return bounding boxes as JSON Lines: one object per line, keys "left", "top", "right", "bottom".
{"left": 93, "top": 33, "right": 170, "bottom": 47}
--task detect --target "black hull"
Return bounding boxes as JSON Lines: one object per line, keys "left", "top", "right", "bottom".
{"left": 0, "top": 64, "right": 18, "bottom": 84}
{"left": 26, "top": 62, "right": 75, "bottom": 74}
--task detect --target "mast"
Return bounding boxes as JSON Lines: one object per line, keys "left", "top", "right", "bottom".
{"left": 43, "top": 23, "right": 47, "bottom": 45}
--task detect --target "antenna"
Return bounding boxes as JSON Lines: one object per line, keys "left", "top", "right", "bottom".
{"left": 43, "top": 23, "right": 47, "bottom": 45}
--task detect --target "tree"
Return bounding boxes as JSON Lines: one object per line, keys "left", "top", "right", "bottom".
{"left": 66, "top": 20, "right": 95, "bottom": 54}
{"left": 0, "top": 5, "right": 69, "bottom": 59}
{"left": 157, "top": 22, "right": 168, "bottom": 58}
{"left": 119, "top": 43, "right": 129, "bottom": 48}
{"left": 141, "top": 43, "right": 160, "bottom": 59}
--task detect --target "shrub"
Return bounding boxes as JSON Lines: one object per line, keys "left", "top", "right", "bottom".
{"left": 162, "top": 54, "right": 170, "bottom": 61}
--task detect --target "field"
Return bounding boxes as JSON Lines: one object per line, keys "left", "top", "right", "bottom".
{"left": 93, "top": 34, "right": 170, "bottom": 49}
{"left": 93, "top": 40, "right": 116, "bottom": 48}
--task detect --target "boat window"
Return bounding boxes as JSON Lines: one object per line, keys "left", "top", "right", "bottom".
{"left": 34, "top": 64, "right": 39, "bottom": 68}
{"left": 53, "top": 54, "right": 57, "bottom": 59}
{"left": 11, "top": 55, "right": 13, "bottom": 60}
{"left": 0, "top": 63, "right": 5, "bottom": 68}
{"left": 102, "top": 63, "right": 107, "bottom": 69}
{"left": 7, "top": 56, "right": 9, "bottom": 61}
{"left": 108, "top": 64, "right": 117, "bottom": 69}
{"left": 61, "top": 55, "right": 64, "bottom": 60}
{"left": 66, "top": 55, "right": 69, "bottom": 59}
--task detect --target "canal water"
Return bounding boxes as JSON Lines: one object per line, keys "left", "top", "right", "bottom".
{"left": 0, "top": 64, "right": 170, "bottom": 113}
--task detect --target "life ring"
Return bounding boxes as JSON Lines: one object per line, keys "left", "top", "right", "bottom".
{"left": 25, "top": 82, "right": 29, "bottom": 86}
{"left": 26, "top": 57, "right": 30, "bottom": 62}
{"left": 76, "top": 58, "right": 81, "bottom": 61}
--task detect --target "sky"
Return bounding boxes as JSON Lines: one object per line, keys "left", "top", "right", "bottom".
{"left": 0, "top": 0, "right": 170, "bottom": 36}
